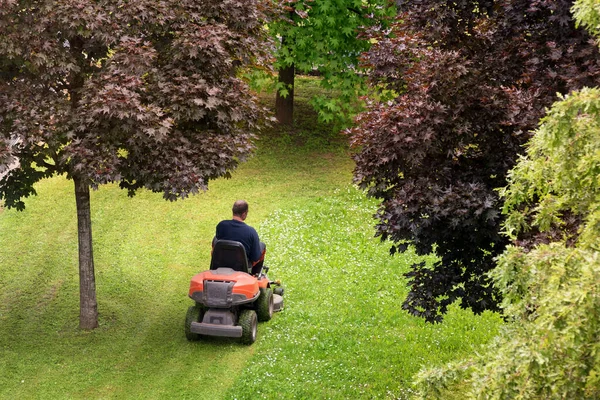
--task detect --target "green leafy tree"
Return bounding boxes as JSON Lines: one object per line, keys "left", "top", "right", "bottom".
{"left": 0, "top": 0, "right": 271, "bottom": 329}
{"left": 415, "top": 1, "right": 600, "bottom": 397}
{"left": 270, "top": 0, "right": 394, "bottom": 126}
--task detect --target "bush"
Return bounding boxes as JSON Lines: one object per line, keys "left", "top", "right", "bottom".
{"left": 415, "top": 86, "right": 600, "bottom": 399}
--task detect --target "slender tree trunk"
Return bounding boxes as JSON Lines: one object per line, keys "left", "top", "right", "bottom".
{"left": 275, "top": 62, "right": 295, "bottom": 125}
{"left": 69, "top": 37, "right": 97, "bottom": 329}
{"left": 275, "top": 29, "right": 295, "bottom": 126}
{"left": 74, "top": 175, "right": 98, "bottom": 330}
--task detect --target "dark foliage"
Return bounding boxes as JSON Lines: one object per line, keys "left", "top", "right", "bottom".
{"left": 350, "top": 0, "right": 600, "bottom": 322}
{"left": 0, "top": 0, "right": 271, "bottom": 208}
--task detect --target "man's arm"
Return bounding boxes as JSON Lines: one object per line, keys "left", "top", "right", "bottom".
{"left": 249, "top": 228, "right": 263, "bottom": 264}
{"left": 215, "top": 221, "right": 223, "bottom": 239}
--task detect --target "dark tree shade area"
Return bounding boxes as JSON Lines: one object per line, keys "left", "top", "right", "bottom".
{"left": 0, "top": 0, "right": 272, "bottom": 329}
{"left": 350, "top": 0, "right": 600, "bottom": 322}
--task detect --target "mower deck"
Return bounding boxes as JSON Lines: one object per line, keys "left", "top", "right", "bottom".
{"left": 273, "top": 293, "right": 284, "bottom": 312}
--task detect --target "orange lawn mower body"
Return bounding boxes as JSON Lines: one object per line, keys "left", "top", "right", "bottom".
{"left": 185, "top": 239, "right": 284, "bottom": 344}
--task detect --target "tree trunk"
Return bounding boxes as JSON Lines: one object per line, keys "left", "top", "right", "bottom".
{"left": 275, "top": 62, "right": 295, "bottom": 125}
{"left": 74, "top": 175, "right": 99, "bottom": 330}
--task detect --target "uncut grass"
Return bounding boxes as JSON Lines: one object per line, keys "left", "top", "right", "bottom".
{"left": 225, "top": 188, "right": 501, "bottom": 400}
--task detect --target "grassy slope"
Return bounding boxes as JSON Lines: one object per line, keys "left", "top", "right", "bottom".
{"left": 0, "top": 78, "right": 500, "bottom": 399}
{"left": 226, "top": 188, "right": 500, "bottom": 400}
{"left": 0, "top": 149, "right": 352, "bottom": 399}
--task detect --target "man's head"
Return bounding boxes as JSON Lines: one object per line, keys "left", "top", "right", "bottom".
{"left": 232, "top": 200, "right": 249, "bottom": 220}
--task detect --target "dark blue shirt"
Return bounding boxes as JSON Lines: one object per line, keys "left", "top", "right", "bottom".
{"left": 215, "top": 220, "right": 261, "bottom": 262}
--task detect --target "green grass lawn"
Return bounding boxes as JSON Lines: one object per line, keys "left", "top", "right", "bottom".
{"left": 0, "top": 78, "right": 501, "bottom": 399}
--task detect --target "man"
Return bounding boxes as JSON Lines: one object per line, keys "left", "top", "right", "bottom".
{"left": 215, "top": 200, "right": 266, "bottom": 274}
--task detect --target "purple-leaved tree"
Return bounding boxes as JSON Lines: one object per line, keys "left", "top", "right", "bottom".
{"left": 0, "top": 0, "right": 272, "bottom": 329}
{"left": 350, "top": 0, "right": 600, "bottom": 322}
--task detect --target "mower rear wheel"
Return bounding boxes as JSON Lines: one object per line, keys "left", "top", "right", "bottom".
{"left": 185, "top": 305, "right": 204, "bottom": 341}
{"left": 256, "top": 288, "right": 274, "bottom": 322}
{"left": 239, "top": 309, "right": 258, "bottom": 345}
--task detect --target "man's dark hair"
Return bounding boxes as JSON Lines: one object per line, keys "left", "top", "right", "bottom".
{"left": 232, "top": 200, "right": 249, "bottom": 216}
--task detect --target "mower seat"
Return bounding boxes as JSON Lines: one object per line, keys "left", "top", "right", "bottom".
{"left": 210, "top": 239, "right": 251, "bottom": 274}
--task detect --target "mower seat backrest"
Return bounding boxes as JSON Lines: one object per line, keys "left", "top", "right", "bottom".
{"left": 210, "top": 239, "right": 250, "bottom": 273}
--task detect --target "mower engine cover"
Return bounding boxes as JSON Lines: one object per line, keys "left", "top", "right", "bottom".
{"left": 189, "top": 267, "right": 260, "bottom": 307}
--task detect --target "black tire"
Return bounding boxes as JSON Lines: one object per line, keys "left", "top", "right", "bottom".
{"left": 239, "top": 309, "right": 258, "bottom": 345}
{"left": 256, "top": 288, "right": 274, "bottom": 322}
{"left": 185, "top": 305, "right": 203, "bottom": 341}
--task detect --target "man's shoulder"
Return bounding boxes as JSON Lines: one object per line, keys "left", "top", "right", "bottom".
{"left": 217, "top": 219, "right": 252, "bottom": 230}
{"left": 216, "top": 219, "right": 257, "bottom": 236}
{"left": 217, "top": 219, "right": 240, "bottom": 227}
{"left": 236, "top": 221, "right": 259, "bottom": 237}
{"left": 247, "top": 224, "right": 259, "bottom": 236}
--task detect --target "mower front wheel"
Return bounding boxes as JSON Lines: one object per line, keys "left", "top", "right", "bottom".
{"left": 185, "top": 305, "right": 204, "bottom": 341}
{"left": 256, "top": 288, "right": 274, "bottom": 322}
{"left": 238, "top": 309, "right": 258, "bottom": 345}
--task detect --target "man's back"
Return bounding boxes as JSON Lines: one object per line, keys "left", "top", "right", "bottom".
{"left": 216, "top": 219, "right": 261, "bottom": 263}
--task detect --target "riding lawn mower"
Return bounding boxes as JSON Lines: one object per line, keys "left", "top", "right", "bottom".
{"left": 184, "top": 239, "right": 284, "bottom": 344}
